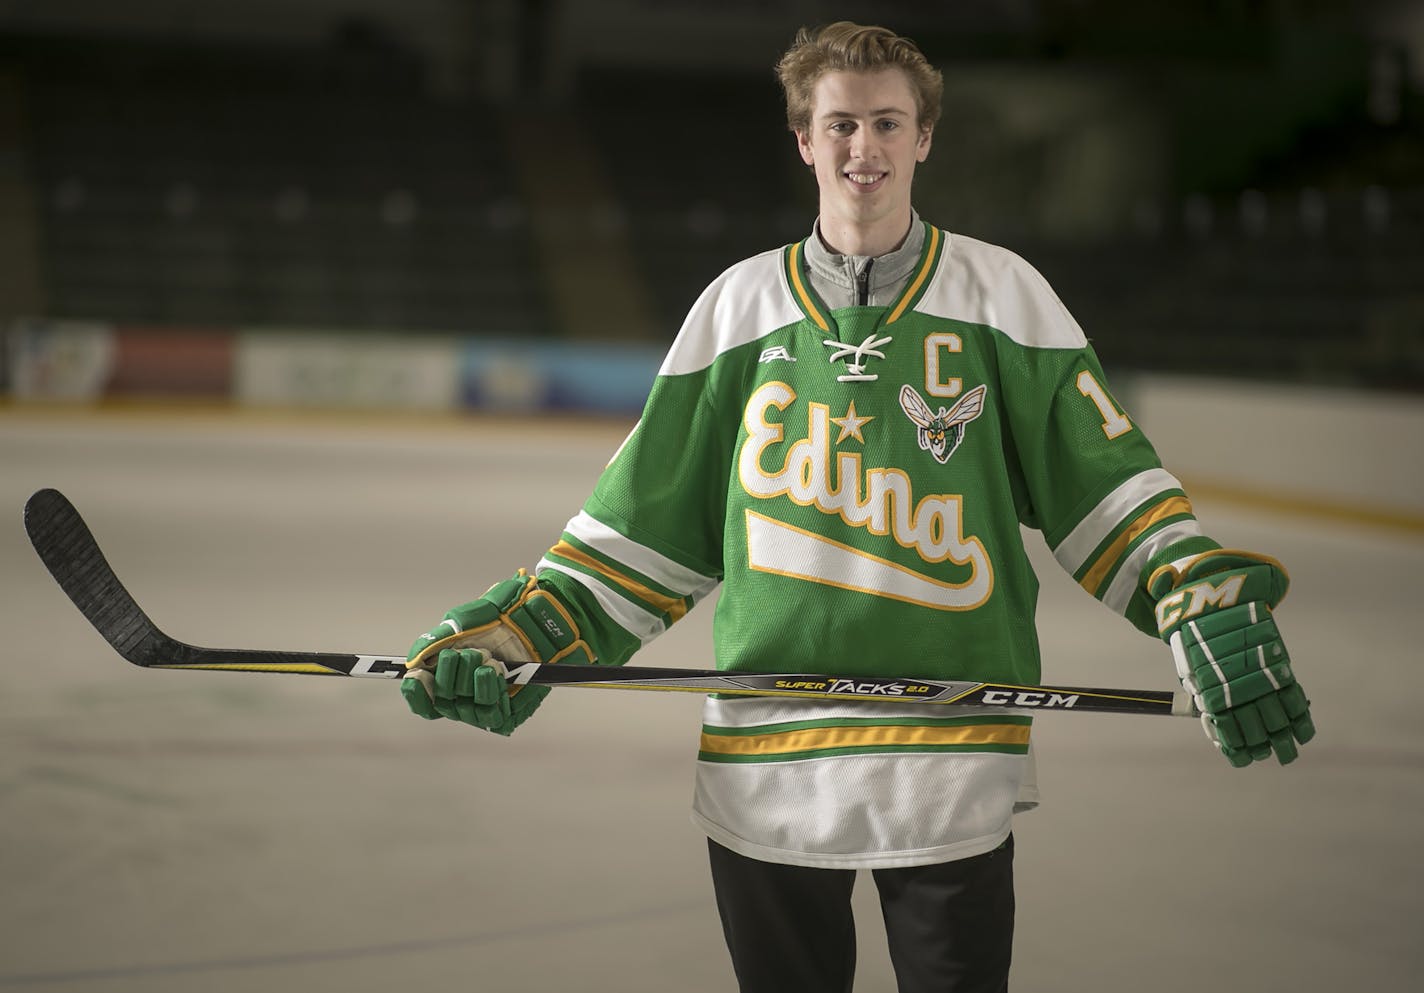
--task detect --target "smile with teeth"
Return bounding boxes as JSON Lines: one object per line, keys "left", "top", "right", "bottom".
{"left": 847, "top": 172, "right": 886, "bottom": 185}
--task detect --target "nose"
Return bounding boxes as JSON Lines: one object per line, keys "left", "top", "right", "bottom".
{"left": 849, "top": 125, "right": 876, "bottom": 161}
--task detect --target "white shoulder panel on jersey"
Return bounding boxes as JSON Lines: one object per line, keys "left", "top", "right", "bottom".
{"left": 659, "top": 247, "right": 805, "bottom": 377}
{"left": 916, "top": 232, "right": 1088, "bottom": 350}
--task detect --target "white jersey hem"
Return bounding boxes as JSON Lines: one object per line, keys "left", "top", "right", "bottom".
{"left": 692, "top": 811, "right": 1015, "bottom": 871}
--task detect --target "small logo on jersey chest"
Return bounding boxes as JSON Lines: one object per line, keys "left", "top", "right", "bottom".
{"left": 899, "top": 384, "right": 987, "bottom": 464}
{"left": 759, "top": 346, "right": 797, "bottom": 364}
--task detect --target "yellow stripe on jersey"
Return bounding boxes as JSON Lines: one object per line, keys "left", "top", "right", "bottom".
{"left": 1079, "top": 495, "right": 1195, "bottom": 597}
{"left": 885, "top": 225, "right": 941, "bottom": 325}
{"left": 786, "top": 241, "right": 830, "bottom": 332}
{"left": 700, "top": 720, "right": 1031, "bottom": 758}
{"left": 548, "top": 540, "right": 690, "bottom": 623}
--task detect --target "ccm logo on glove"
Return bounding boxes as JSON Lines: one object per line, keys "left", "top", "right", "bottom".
{"left": 1154, "top": 574, "right": 1245, "bottom": 633}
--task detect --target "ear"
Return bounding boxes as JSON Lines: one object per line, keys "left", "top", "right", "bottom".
{"left": 916, "top": 126, "right": 933, "bottom": 163}
{"left": 795, "top": 129, "right": 815, "bottom": 166}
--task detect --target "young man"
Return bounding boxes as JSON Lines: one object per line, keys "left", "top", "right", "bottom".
{"left": 401, "top": 22, "right": 1314, "bottom": 993}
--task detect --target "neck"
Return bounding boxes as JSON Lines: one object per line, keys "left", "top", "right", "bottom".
{"left": 816, "top": 208, "right": 914, "bottom": 258}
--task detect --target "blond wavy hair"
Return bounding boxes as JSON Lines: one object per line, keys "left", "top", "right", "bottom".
{"left": 776, "top": 21, "right": 943, "bottom": 135}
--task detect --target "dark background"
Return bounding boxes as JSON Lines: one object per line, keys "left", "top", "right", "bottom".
{"left": 1, "top": 0, "right": 1419, "bottom": 389}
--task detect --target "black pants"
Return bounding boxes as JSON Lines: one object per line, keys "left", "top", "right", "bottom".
{"left": 709, "top": 835, "right": 1014, "bottom": 993}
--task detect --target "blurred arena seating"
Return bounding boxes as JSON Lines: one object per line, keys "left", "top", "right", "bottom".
{"left": 3, "top": 22, "right": 1421, "bottom": 391}
{"left": 20, "top": 35, "right": 552, "bottom": 336}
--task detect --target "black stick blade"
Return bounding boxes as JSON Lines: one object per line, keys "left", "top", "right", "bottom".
{"left": 24, "top": 488, "right": 408, "bottom": 677}
{"left": 24, "top": 487, "right": 177, "bottom": 666}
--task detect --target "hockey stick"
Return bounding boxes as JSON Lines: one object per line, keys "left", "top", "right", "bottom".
{"left": 24, "top": 488, "right": 1195, "bottom": 717}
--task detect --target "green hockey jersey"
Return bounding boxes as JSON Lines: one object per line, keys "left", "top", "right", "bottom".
{"left": 535, "top": 221, "right": 1216, "bottom": 868}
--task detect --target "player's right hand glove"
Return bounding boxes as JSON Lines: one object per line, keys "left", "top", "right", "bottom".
{"left": 401, "top": 571, "right": 595, "bottom": 736}
{"left": 1149, "top": 550, "right": 1314, "bottom": 767}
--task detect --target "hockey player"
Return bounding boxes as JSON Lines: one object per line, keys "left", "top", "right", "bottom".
{"left": 401, "top": 21, "right": 1314, "bottom": 993}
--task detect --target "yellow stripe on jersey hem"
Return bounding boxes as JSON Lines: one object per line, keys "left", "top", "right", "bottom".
{"left": 547, "top": 540, "right": 689, "bottom": 623}
{"left": 1079, "top": 495, "right": 1194, "bottom": 597}
{"left": 699, "top": 720, "right": 1031, "bottom": 758}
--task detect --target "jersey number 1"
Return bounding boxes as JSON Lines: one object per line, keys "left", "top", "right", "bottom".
{"left": 1076, "top": 371, "right": 1132, "bottom": 439}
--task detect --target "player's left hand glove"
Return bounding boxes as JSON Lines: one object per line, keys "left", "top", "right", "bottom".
{"left": 1149, "top": 550, "right": 1314, "bottom": 767}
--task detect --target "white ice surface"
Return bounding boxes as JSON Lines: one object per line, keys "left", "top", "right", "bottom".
{"left": 1, "top": 410, "right": 1419, "bottom": 992}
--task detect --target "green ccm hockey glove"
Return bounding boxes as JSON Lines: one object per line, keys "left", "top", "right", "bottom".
{"left": 402, "top": 571, "right": 595, "bottom": 735}
{"left": 1149, "top": 550, "right": 1315, "bottom": 767}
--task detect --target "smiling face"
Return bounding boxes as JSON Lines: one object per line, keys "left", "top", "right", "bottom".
{"left": 795, "top": 67, "right": 932, "bottom": 256}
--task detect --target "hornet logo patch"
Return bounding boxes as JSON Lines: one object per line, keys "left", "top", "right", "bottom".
{"left": 899, "top": 384, "right": 987, "bottom": 463}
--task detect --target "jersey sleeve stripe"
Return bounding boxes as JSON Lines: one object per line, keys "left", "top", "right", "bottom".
{"left": 536, "top": 560, "right": 670, "bottom": 645}
{"left": 1051, "top": 467, "right": 1185, "bottom": 574}
{"left": 554, "top": 532, "right": 688, "bottom": 602}
{"left": 545, "top": 539, "right": 691, "bottom": 623}
{"left": 565, "top": 510, "right": 719, "bottom": 601}
{"left": 1099, "top": 519, "right": 1207, "bottom": 614}
{"left": 1076, "top": 495, "right": 1195, "bottom": 597}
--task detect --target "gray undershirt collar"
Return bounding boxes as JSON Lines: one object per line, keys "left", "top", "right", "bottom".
{"left": 802, "top": 210, "right": 926, "bottom": 309}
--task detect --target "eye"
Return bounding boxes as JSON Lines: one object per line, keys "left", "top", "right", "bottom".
{"left": 828, "top": 120, "right": 855, "bottom": 135}
{"left": 876, "top": 119, "right": 901, "bottom": 132}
